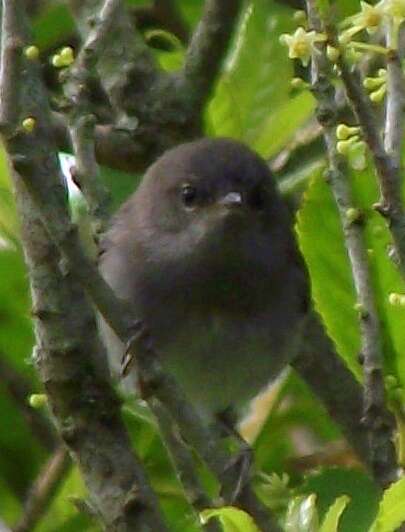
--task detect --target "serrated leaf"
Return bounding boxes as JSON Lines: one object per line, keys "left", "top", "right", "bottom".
{"left": 206, "top": 0, "right": 299, "bottom": 149}
{"left": 200, "top": 506, "right": 260, "bottom": 532}
{"left": 252, "top": 91, "right": 315, "bottom": 159}
{"left": 297, "top": 164, "right": 405, "bottom": 389}
{"left": 296, "top": 174, "right": 362, "bottom": 378}
{"left": 369, "top": 477, "right": 405, "bottom": 532}
{"left": 350, "top": 166, "right": 405, "bottom": 390}
{"left": 301, "top": 468, "right": 380, "bottom": 532}
{"left": 285, "top": 494, "right": 319, "bottom": 532}
{"left": 320, "top": 495, "right": 350, "bottom": 532}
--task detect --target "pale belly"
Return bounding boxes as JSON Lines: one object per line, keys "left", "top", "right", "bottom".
{"left": 160, "top": 312, "right": 300, "bottom": 417}
{"left": 100, "top": 303, "right": 303, "bottom": 417}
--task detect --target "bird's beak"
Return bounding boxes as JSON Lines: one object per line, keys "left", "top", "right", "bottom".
{"left": 219, "top": 192, "right": 243, "bottom": 208}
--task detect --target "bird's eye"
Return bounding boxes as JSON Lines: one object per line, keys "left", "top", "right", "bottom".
{"left": 249, "top": 187, "right": 265, "bottom": 210}
{"left": 181, "top": 184, "right": 197, "bottom": 207}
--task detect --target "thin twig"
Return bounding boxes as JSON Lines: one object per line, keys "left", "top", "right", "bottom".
{"left": 134, "top": 0, "right": 189, "bottom": 43}
{"left": 305, "top": 0, "right": 397, "bottom": 487}
{"left": 0, "top": 2, "right": 168, "bottom": 530}
{"left": 329, "top": 32, "right": 405, "bottom": 279}
{"left": 0, "top": 355, "right": 56, "bottom": 451}
{"left": 13, "top": 446, "right": 71, "bottom": 532}
{"left": 65, "top": 0, "right": 120, "bottom": 237}
{"left": 384, "top": 27, "right": 405, "bottom": 167}
{"left": 149, "top": 401, "right": 221, "bottom": 532}
{"left": 68, "top": 0, "right": 159, "bottom": 129}
{"left": 292, "top": 312, "right": 371, "bottom": 469}
{"left": 51, "top": 112, "right": 150, "bottom": 174}
{"left": 181, "top": 0, "right": 242, "bottom": 111}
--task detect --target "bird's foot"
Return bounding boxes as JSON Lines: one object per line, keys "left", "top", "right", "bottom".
{"left": 220, "top": 441, "right": 253, "bottom": 503}
{"left": 121, "top": 319, "right": 152, "bottom": 377}
{"left": 216, "top": 409, "right": 254, "bottom": 503}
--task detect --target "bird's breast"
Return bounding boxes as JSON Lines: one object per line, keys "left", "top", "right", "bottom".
{"left": 157, "top": 308, "right": 301, "bottom": 417}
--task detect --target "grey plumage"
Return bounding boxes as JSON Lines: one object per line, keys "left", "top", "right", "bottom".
{"left": 99, "top": 138, "right": 307, "bottom": 418}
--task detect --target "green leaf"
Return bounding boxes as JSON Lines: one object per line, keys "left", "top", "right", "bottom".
{"left": 200, "top": 506, "right": 260, "bottom": 532}
{"left": 39, "top": 467, "right": 100, "bottom": 532}
{"left": 296, "top": 162, "right": 405, "bottom": 387}
{"left": 206, "top": 0, "right": 301, "bottom": 151}
{"left": 252, "top": 91, "right": 315, "bottom": 159}
{"left": 350, "top": 166, "right": 405, "bottom": 390}
{"left": 285, "top": 494, "right": 319, "bottom": 532}
{"left": 370, "top": 477, "right": 405, "bottom": 532}
{"left": 296, "top": 174, "right": 362, "bottom": 379}
{"left": 301, "top": 468, "right": 380, "bottom": 532}
{"left": 320, "top": 495, "right": 350, "bottom": 532}
{"left": 33, "top": 5, "right": 75, "bottom": 50}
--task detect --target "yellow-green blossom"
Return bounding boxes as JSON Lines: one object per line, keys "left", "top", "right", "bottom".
{"left": 280, "top": 27, "right": 326, "bottom": 67}
{"left": 340, "top": 1, "right": 384, "bottom": 43}
{"left": 379, "top": 0, "right": 405, "bottom": 22}
{"left": 357, "top": 1, "right": 384, "bottom": 31}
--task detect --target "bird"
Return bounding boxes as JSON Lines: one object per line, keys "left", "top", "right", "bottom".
{"left": 99, "top": 137, "right": 308, "bottom": 420}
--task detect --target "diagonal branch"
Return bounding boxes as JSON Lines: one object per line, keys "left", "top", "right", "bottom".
{"left": 384, "top": 27, "right": 405, "bottom": 168}
{"left": 181, "top": 0, "right": 242, "bottom": 111}
{"left": 68, "top": 0, "right": 160, "bottom": 129}
{"left": 13, "top": 446, "right": 71, "bottom": 532}
{"left": 324, "top": 28, "right": 405, "bottom": 281}
{"left": 0, "top": 2, "right": 167, "bottom": 530}
{"left": 305, "top": 0, "right": 397, "bottom": 487}
{"left": 0, "top": 355, "right": 57, "bottom": 451}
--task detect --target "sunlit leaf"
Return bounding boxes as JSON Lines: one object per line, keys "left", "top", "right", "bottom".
{"left": 369, "top": 477, "right": 405, "bottom": 532}
{"left": 320, "top": 495, "right": 350, "bottom": 532}
{"left": 301, "top": 468, "right": 380, "bottom": 532}
{"left": 201, "top": 506, "right": 260, "bottom": 532}
{"left": 285, "top": 494, "right": 319, "bottom": 532}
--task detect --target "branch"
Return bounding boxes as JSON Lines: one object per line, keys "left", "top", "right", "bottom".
{"left": 181, "top": 0, "right": 242, "bottom": 111}
{"left": 0, "top": 2, "right": 167, "bottom": 530}
{"left": 65, "top": 0, "right": 122, "bottom": 236}
{"left": 328, "top": 31, "right": 405, "bottom": 280}
{"left": 13, "top": 446, "right": 71, "bottom": 532}
{"left": 68, "top": 0, "right": 160, "bottom": 129}
{"left": 0, "top": 355, "right": 56, "bottom": 451}
{"left": 384, "top": 28, "right": 405, "bottom": 167}
{"left": 134, "top": 0, "right": 189, "bottom": 43}
{"left": 292, "top": 312, "right": 375, "bottom": 474}
{"left": 149, "top": 401, "right": 221, "bottom": 532}
{"left": 51, "top": 113, "right": 152, "bottom": 174}
{"left": 54, "top": 0, "right": 242, "bottom": 176}
{"left": 305, "top": 0, "right": 397, "bottom": 487}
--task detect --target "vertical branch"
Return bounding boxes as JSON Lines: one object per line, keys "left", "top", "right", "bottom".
{"left": 384, "top": 28, "right": 405, "bottom": 168}
{"left": 330, "top": 38, "right": 405, "bottom": 279}
{"left": 181, "top": 0, "right": 242, "bottom": 110}
{"left": 65, "top": 0, "right": 122, "bottom": 238}
{"left": 149, "top": 401, "right": 221, "bottom": 532}
{"left": 0, "top": 1, "right": 168, "bottom": 530}
{"left": 13, "top": 447, "right": 71, "bottom": 532}
{"left": 305, "top": 0, "right": 398, "bottom": 486}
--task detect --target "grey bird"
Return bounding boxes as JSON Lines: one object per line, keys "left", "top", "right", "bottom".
{"left": 99, "top": 138, "right": 308, "bottom": 419}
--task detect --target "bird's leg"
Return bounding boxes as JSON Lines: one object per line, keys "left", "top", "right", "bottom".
{"left": 121, "top": 319, "right": 148, "bottom": 377}
{"left": 215, "top": 408, "right": 254, "bottom": 504}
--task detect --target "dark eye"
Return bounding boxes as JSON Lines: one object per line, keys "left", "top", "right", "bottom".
{"left": 249, "top": 187, "right": 266, "bottom": 210}
{"left": 181, "top": 184, "right": 197, "bottom": 207}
